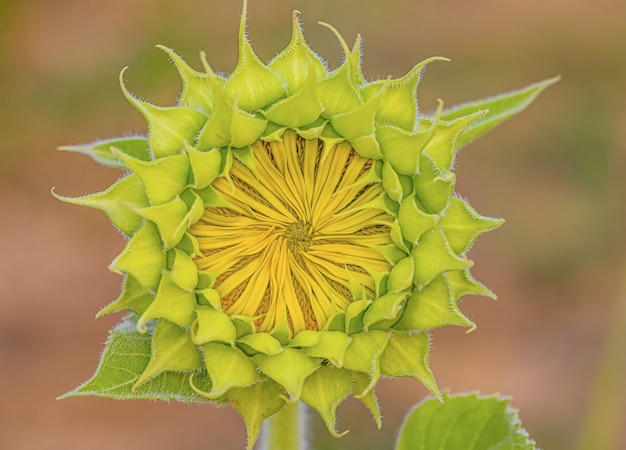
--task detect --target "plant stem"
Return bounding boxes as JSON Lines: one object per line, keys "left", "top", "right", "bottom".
{"left": 260, "top": 401, "right": 308, "bottom": 450}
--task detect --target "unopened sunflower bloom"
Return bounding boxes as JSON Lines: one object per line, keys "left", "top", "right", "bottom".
{"left": 56, "top": 3, "right": 557, "bottom": 447}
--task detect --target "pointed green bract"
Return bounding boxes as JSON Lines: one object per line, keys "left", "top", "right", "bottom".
{"left": 395, "top": 392, "right": 536, "bottom": 450}
{"left": 300, "top": 365, "right": 352, "bottom": 437}
{"left": 58, "top": 136, "right": 150, "bottom": 169}
{"left": 380, "top": 332, "right": 439, "bottom": 398}
{"left": 57, "top": 2, "right": 554, "bottom": 446}
{"left": 96, "top": 275, "right": 153, "bottom": 318}
{"left": 109, "top": 221, "right": 165, "bottom": 292}
{"left": 229, "top": 380, "right": 286, "bottom": 450}
{"left": 52, "top": 173, "right": 148, "bottom": 237}
{"left": 134, "top": 319, "right": 203, "bottom": 388}
{"left": 254, "top": 348, "right": 319, "bottom": 400}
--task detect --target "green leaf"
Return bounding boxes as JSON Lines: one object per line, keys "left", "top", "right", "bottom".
{"left": 442, "top": 77, "right": 560, "bottom": 150}
{"left": 60, "top": 316, "right": 212, "bottom": 402}
{"left": 58, "top": 136, "right": 150, "bottom": 169}
{"left": 395, "top": 392, "right": 536, "bottom": 450}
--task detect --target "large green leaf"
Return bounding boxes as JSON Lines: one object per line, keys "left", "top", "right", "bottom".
{"left": 441, "top": 76, "right": 560, "bottom": 150}
{"left": 59, "top": 316, "right": 212, "bottom": 402}
{"left": 395, "top": 392, "right": 536, "bottom": 450}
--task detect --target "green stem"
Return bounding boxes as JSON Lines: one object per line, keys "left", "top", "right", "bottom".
{"left": 260, "top": 401, "right": 308, "bottom": 450}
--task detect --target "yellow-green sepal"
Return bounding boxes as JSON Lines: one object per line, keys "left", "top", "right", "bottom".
{"left": 135, "top": 189, "right": 203, "bottom": 250}
{"left": 268, "top": 11, "right": 327, "bottom": 94}
{"left": 300, "top": 365, "right": 352, "bottom": 438}
{"left": 96, "top": 275, "right": 154, "bottom": 318}
{"left": 394, "top": 275, "right": 475, "bottom": 332}
{"left": 197, "top": 343, "right": 262, "bottom": 398}
{"left": 157, "top": 45, "right": 214, "bottom": 114}
{"left": 386, "top": 256, "right": 415, "bottom": 293}
{"left": 397, "top": 195, "right": 439, "bottom": 244}
{"left": 342, "top": 330, "right": 389, "bottom": 397}
{"left": 344, "top": 299, "right": 370, "bottom": 335}
{"left": 413, "top": 153, "right": 456, "bottom": 214}
{"left": 191, "top": 306, "right": 238, "bottom": 345}
{"left": 228, "top": 379, "right": 286, "bottom": 450}
{"left": 380, "top": 332, "right": 440, "bottom": 398}
{"left": 302, "top": 331, "right": 351, "bottom": 368}
{"left": 193, "top": 58, "right": 269, "bottom": 150}
{"left": 363, "top": 292, "right": 408, "bottom": 330}
{"left": 377, "top": 124, "right": 431, "bottom": 176}
{"left": 120, "top": 68, "right": 207, "bottom": 158}
{"left": 133, "top": 319, "right": 204, "bottom": 389}
{"left": 411, "top": 227, "right": 471, "bottom": 289}
{"left": 440, "top": 197, "right": 504, "bottom": 255}
{"left": 184, "top": 143, "right": 222, "bottom": 190}
{"left": 113, "top": 150, "right": 190, "bottom": 206}
{"left": 225, "top": 15, "right": 286, "bottom": 112}
{"left": 381, "top": 161, "right": 404, "bottom": 203}
{"left": 195, "top": 60, "right": 233, "bottom": 150}
{"left": 316, "top": 60, "right": 361, "bottom": 118}
{"left": 135, "top": 197, "right": 187, "bottom": 248}
{"left": 253, "top": 348, "right": 319, "bottom": 400}
{"left": 52, "top": 173, "right": 148, "bottom": 238}
{"left": 237, "top": 333, "right": 283, "bottom": 356}
{"left": 331, "top": 94, "right": 382, "bottom": 159}
{"left": 263, "top": 66, "right": 323, "bottom": 128}
{"left": 136, "top": 271, "right": 197, "bottom": 331}
{"left": 361, "top": 57, "right": 449, "bottom": 130}
{"left": 109, "top": 221, "right": 166, "bottom": 292}
{"left": 423, "top": 111, "right": 486, "bottom": 171}
{"left": 170, "top": 247, "right": 198, "bottom": 291}
{"left": 446, "top": 269, "right": 497, "bottom": 301}
{"left": 353, "top": 372, "right": 382, "bottom": 428}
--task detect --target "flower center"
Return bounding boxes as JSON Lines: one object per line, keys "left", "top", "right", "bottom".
{"left": 284, "top": 221, "right": 313, "bottom": 255}
{"left": 190, "top": 131, "right": 393, "bottom": 334}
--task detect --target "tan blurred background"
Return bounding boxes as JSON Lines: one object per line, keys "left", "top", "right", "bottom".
{"left": 1, "top": 0, "right": 625, "bottom": 449}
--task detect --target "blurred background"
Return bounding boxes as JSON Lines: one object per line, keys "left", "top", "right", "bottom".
{"left": 1, "top": 0, "right": 625, "bottom": 449}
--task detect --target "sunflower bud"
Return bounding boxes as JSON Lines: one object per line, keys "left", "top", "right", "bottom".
{"left": 56, "top": 2, "right": 556, "bottom": 447}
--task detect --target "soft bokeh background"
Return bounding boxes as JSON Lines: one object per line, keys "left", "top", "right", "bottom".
{"left": 1, "top": 0, "right": 625, "bottom": 449}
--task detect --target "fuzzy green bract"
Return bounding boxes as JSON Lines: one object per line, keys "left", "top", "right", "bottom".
{"left": 56, "top": 2, "right": 556, "bottom": 448}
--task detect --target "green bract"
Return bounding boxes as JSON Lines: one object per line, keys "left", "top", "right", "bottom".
{"left": 56, "top": 3, "right": 556, "bottom": 448}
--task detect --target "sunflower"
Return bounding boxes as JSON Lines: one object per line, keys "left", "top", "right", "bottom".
{"left": 55, "top": 2, "right": 556, "bottom": 447}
